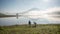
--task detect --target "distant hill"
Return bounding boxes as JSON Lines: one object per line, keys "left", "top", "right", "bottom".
{"left": 0, "top": 13, "right": 6, "bottom": 16}
{"left": 0, "top": 13, "right": 16, "bottom": 17}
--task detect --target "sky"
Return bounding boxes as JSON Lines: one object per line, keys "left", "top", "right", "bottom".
{"left": 0, "top": 0, "right": 60, "bottom": 26}
{"left": 0, "top": 0, "right": 60, "bottom": 21}
{"left": 0, "top": 0, "right": 60, "bottom": 13}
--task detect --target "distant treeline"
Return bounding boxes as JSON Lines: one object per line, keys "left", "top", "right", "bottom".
{"left": 0, "top": 13, "right": 16, "bottom": 17}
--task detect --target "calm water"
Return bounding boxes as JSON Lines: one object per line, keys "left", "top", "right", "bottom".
{"left": 0, "top": 17, "right": 60, "bottom": 26}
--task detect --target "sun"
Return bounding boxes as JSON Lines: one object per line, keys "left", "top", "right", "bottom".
{"left": 43, "top": 0, "right": 50, "bottom": 2}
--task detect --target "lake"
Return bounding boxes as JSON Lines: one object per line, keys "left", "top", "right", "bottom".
{"left": 0, "top": 17, "right": 60, "bottom": 26}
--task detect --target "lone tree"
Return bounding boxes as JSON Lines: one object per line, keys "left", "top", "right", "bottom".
{"left": 28, "top": 20, "right": 31, "bottom": 27}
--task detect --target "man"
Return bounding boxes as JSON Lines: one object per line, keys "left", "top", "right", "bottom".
{"left": 28, "top": 20, "right": 31, "bottom": 27}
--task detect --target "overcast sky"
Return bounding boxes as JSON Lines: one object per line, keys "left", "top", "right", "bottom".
{"left": 0, "top": 0, "right": 60, "bottom": 14}
{"left": 0, "top": 0, "right": 60, "bottom": 25}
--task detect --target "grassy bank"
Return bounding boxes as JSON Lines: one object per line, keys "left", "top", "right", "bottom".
{"left": 0, "top": 24, "right": 60, "bottom": 34}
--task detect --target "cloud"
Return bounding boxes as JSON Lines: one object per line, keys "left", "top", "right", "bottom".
{"left": 42, "top": 7, "right": 60, "bottom": 21}
{"left": 22, "top": 7, "right": 60, "bottom": 21}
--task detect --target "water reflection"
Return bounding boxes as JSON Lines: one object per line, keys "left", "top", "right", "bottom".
{"left": 0, "top": 17, "right": 60, "bottom": 26}
{"left": 0, "top": 17, "right": 29, "bottom": 26}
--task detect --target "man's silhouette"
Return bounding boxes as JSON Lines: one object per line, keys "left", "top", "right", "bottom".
{"left": 28, "top": 20, "right": 31, "bottom": 27}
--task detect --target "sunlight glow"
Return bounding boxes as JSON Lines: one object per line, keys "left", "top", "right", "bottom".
{"left": 43, "top": 0, "right": 50, "bottom": 2}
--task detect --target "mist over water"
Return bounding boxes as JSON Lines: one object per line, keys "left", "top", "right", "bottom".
{"left": 0, "top": 17, "right": 60, "bottom": 26}
{"left": 0, "top": 17, "right": 30, "bottom": 26}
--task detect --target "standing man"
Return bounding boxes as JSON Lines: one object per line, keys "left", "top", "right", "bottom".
{"left": 28, "top": 20, "right": 31, "bottom": 27}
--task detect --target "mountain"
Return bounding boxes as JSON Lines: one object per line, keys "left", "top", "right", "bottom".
{"left": 23, "top": 8, "right": 43, "bottom": 19}
{"left": 28, "top": 8, "right": 40, "bottom": 11}
{"left": 21, "top": 8, "right": 40, "bottom": 14}
{"left": 52, "top": 11, "right": 60, "bottom": 15}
